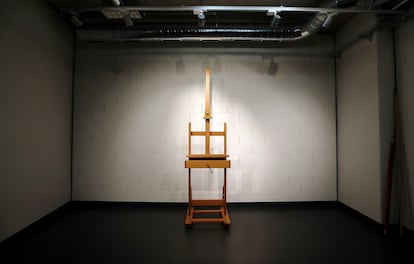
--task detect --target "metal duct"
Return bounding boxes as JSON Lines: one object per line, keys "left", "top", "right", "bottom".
{"left": 297, "top": 0, "right": 395, "bottom": 41}
{"left": 296, "top": 0, "right": 358, "bottom": 41}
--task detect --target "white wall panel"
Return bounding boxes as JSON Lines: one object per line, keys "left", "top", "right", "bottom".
{"left": 336, "top": 29, "right": 395, "bottom": 224}
{"left": 337, "top": 37, "right": 381, "bottom": 222}
{"left": 74, "top": 48, "right": 336, "bottom": 202}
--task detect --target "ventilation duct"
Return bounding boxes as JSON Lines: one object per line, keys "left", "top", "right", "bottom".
{"left": 296, "top": 0, "right": 358, "bottom": 41}
{"left": 296, "top": 0, "right": 395, "bottom": 41}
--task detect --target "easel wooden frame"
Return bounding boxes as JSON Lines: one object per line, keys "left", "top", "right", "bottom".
{"left": 184, "top": 67, "right": 231, "bottom": 226}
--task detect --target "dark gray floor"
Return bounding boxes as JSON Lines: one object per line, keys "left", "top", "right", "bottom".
{"left": 1, "top": 202, "right": 413, "bottom": 264}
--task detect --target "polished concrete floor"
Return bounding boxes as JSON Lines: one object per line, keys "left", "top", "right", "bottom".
{"left": 1, "top": 202, "right": 413, "bottom": 264}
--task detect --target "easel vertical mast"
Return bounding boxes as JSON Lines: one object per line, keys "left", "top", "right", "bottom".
{"left": 204, "top": 67, "right": 211, "bottom": 155}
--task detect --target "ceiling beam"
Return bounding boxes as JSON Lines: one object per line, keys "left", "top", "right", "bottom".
{"left": 67, "top": 5, "right": 406, "bottom": 15}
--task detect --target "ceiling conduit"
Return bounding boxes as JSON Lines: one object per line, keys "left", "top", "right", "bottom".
{"left": 75, "top": 0, "right": 401, "bottom": 42}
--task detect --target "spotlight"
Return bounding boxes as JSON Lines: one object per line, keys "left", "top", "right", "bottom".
{"left": 123, "top": 10, "right": 133, "bottom": 27}
{"left": 270, "top": 12, "right": 281, "bottom": 28}
{"left": 70, "top": 15, "right": 83, "bottom": 28}
{"left": 193, "top": 9, "right": 206, "bottom": 27}
{"left": 198, "top": 11, "right": 205, "bottom": 20}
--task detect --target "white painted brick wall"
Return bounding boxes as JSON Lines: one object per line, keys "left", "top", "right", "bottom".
{"left": 73, "top": 51, "right": 336, "bottom": 202}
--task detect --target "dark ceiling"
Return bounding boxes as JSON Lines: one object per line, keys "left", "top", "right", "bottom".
{"left": 48, "top": 0, "right": 411, "bottom": 42}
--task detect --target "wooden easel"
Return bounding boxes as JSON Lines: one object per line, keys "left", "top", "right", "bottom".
{"left": 184, "top": 67, "right": 231, "bottom": 226}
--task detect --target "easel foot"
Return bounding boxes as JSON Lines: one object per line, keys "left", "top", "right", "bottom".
{"left": 184, "top": 206, "right": 231, "bottom": 226}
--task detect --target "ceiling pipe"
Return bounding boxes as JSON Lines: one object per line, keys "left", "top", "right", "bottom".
{"left": 74, "top": 5, "right": 405, "bottom": 15}
{"left": 366, "top": 0, "right": 402, "bottom": 8}
{"left": 392, "top": 0, "right": 409, "bottom": 10}
{"left": 76, "top": 27, "right": 304, "bottom": 42}
{"left": 267, "top": 10, "right": 282, "bottom": 28}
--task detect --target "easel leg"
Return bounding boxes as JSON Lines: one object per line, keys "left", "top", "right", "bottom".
{"left": 223, "top": 168, "right": 227, "bottom": 215}
{"left": 185, "top": 169, "right": 193, "bottom": 226}
{"left": 188, "top": 168, "right": 192, "bottom": 215}
{"left": 223, "top": 168, "right": 230, "bottom": 226}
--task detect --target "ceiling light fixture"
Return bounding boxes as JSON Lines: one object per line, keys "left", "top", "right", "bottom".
{"left": 267, "top": 10, "right": 281, "bottom": 28}
{"left": 270, "top": 12, "right": 281, "bottom": 28}
{"left": 193, "top": 9, "right": 207, "bottom": 27}
{"left": 123, "top": 10, "right": 133, "bottom": 27}
{"left": 198, "top": 11, "right": 205, "bottom": 20}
